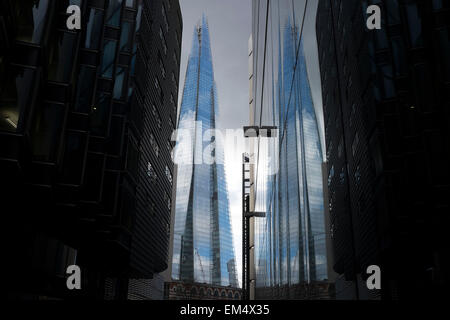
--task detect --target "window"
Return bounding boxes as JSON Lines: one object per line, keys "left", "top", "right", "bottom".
{"left": 337, "top": 137, "right": 343, "bottom": 158}
{"left": 386, "top": 0, "right": 400, "bottom": 25}
{"left": 438, "top": 28, "right": 450, "bottom": 81}
{"left": 13, "top": 0, "right": 49, "bottom": 44}
{"left": 167, "top": 140, "right": 173, "bottom": 157}
{"left": 126, "top": 143, "right": 139, "bottom": 179}
{"left": 173, "top": 52, "right": 179, "bottom": 68}
{"left": 147, "top": 162, "right": 157, "bottom": 182}
{"left": 74, "top": 66, "right": 96, "bottom": 113}
{"left": 120, "top": 22, "right": 132, "bottom": 52}
{"left": 175, "top": 31, "right": 180, "bottom": 49}
{"left": 381, "top": 64, "right": 395, "bottom": 99}
{"left": 354, "top": 166, "right": 361, "bottom": 184}
{"left": 159, "top": 56, "right": 166, "bottom": 78}
{"left": 390, "top": 36, "right": 407, "bottom": 76}
{"left": 106, "top": 0, "right": 123, "bottom": 27}
{"left": 130, "top": 43, "right": 137, "bottom": 76}
{"left": 152, "top": 104, "right": 162, "bottom": 130}
{"left": 61, "top": 132, "right": 87, "bottom": 184}
{"left": 326, "top": 139, "right": 333, "bottom": 162}
{"left": 328, "top": 165, "right": 334, "bottom": 186}
{"left": 101, "top": 40, "right": 118, "bottom": 78}
{"left": 125, "top": 0, "right": 135, "bottom": 8}
{"left": 405, "top": 3, "right": 423, "bottom": 47}
{"left": 349, "top": 103, "right": 356, "bottom": 127}
{"left": 0, "top": 66, "right": 35, "bottom": 132}
{"left": 154, "top": 76, "right": 162, "bottom": 95}
{"left": 129, "top": 94, "right": 143, "bottom": 131}
{"left": 161, "top": 4, "right": 169, "bottom": 32}
{"left": 165, "top": 165, "right": 173, "bottom": 184}
{"left": 159, "top": 27, "right": 168, "bottom": 55}
{"left": 132, "top": 3, "right": 143, "bottom": 35}
{"left": 154, "top": 77, "right": 163, "bottom": 101}
{"left": 165, "top": 192, "right": 171, "bottom": 211}
{"left": 150, "top": 133, "right": 159, "bottom": 156}
{"left": 170, "top": 94, "right": 177, "bottom": 114}
{"left": 169, "top": 117, "right": 174, "bottom": 133}
{"left": 48, "top": 31, "right": 77, "bottom": 83}
{"left": 113, "top": 67, "right": 126, "bottom": 99}
{"left": 352, "top": 133, "right": 359, "bottom": 156}
{"left": 84, "top": 8, "right": 104, "bottom": 49}
{"left": 413, "top": 64, "right": 434, "bottom": 112}
{"left": 90, "top": 92, "right": 111, "bottom": 136}
{"left": 171, "top": 72, "right": 178, "bottom": 92}
{"left": 31, "top": 103, "right": 64, "bottom": 161}
{"left": 339, "top": 167, "right": 345, "bottom": 185}
{"left": 375, "top": 28, "right": 388, "bottom": 50}
{"left": 146, "top": 196, "right": 155, "bottom": 216}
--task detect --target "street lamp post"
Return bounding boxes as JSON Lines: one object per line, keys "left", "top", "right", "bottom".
{"left": 242, "top": 126, "right": 276, "bottom": 300}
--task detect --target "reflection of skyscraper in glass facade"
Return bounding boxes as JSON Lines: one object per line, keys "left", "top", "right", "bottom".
{"left": 250, "top": 1, "right": 328, "bottom": 299}
{"left": 275, "top": 23, "right": 327, "bottom": 284}
{"left": 171, "top": 16, "right": 237, "bottom": 287}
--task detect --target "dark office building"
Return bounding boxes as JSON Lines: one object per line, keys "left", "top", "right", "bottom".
{"left": 1, "top": 0, "right": 182, "bottom": 299}
{"left": 316, "top": 0, "right": 450, "bottom": 299}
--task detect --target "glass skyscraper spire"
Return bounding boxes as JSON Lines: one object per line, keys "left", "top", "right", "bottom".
{"left": 171, "top": 16, "right": 237, "bottom": 287}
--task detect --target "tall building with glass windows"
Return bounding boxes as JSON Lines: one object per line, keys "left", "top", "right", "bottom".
{"left": 249, "top": 1, "right": 330, "bottom": 299}
{"left": 170, "top": 16, "right": 237, "bottom": 288}
{"left": 1, "top": 0, "right": 182, "bottom": 300}
{"left": 316, "top": 0, "right": 450, "bottom": 299}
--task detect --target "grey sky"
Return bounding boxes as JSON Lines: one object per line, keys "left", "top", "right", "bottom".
{"left": 177, "top": 0, "right": 323, "bottom": 287}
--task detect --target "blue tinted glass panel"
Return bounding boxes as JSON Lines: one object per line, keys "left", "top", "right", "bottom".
{"left": 106, "top": 0, "right": 123, "bottom": 27}
{"left": 101, "top": 40, "right": 117, "bottom": 78}
{"left": 84, "top": 8, "right": 104, "bottom": 50}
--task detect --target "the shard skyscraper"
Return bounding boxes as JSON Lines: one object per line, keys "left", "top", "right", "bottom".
{"left": 171, "top": 16, "right": 237, "bottom": 287}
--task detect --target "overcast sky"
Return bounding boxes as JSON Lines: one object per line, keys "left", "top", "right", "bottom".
{"left": 177, "top": 0, "right": 323, "bottom": 287}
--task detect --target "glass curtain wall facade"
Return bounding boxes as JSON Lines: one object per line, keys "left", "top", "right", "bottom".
{"left": 250, "top": 0, "right": 328, "bottom": 299}
{"left": 1, "top": 0, "right": 182, "bottom": 299}
{"left": 316, "top": 0, "right": 450, "bottom": 299}
{"left": 171, "top": 16, "right": 237, "bottom": 287}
